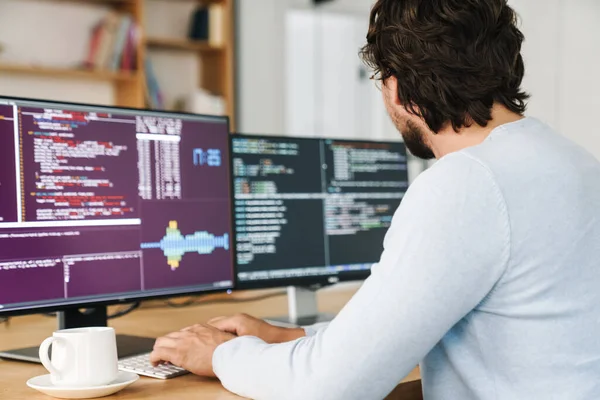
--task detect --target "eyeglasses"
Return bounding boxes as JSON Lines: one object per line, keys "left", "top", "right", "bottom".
{"left": 370, "top": 71, "right": 383, "bottom": 90}
{"left": 369, "top": 71, "right": 381, "bottom": 81}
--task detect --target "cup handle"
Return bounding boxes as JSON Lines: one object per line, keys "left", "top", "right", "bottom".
{"left": 39, "top": 337, "right": 62, "bottom": 380}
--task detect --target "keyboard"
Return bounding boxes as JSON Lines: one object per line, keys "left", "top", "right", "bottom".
{"left": 118, "top": 352, "right": 189, "bottom": 379}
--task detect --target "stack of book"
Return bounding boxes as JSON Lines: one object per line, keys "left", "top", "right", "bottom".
{"left": 189, "top": 3, "right": 225, "bottom": 46}
{"left": 84, "top": 12, "right": 139, "bottom": 72}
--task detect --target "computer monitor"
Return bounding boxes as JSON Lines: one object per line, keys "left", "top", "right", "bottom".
{"left": 0, "top": 96, "right": 234, "bottom": 360}
{"left": 231, "top": 134, "right": 409, "bottom": 323}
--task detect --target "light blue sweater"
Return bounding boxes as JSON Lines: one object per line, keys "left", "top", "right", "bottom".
{"left": 213, "top": 118, "right": 600, "bottom": 399}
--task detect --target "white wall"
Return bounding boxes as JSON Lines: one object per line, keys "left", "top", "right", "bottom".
{"left": 557, "top": 0, "right": 600, "bottom": 160}
{"left": 511, "top": 0, "right": 600, "bottom": 160}
{"left": 235, "top": 0, "right": 289, "bottom": 135}
{"left": 285, "top": 11, "right": 371, "bottom": 139}
{"left": 236, "top": 0, "right": 373, "bottom": 135}
{"left": 510, "top": 0, "right": 562, "bottom": 130}
{"left": 319, "top": 0, "right": 373, "bottom": 14}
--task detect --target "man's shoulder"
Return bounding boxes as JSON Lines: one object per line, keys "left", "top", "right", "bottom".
{"left": 458, "top": 117, "right": 600, "bottom": 193}
{"left": 406, "top": 152, "right": 504, "bottom": 211}
{"left": 415, "top": 151, "right": 497, "bottom": 188}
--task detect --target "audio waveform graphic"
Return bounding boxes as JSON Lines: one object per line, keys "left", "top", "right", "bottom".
{"left": 141, "top": 221, "right": 229, "bottom": 270}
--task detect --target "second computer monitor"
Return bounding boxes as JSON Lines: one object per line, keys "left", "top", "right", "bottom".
{"left": 232, "top": 134, "right": 409, "bottom": 289}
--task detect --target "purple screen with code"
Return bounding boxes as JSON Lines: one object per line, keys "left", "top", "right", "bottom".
{"left": 0, "top": 101, "right": 233, "bottom": 312}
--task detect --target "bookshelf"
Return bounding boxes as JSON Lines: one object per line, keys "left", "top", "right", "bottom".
{"left": 40, "top": 0, "right": 134, "bottom": 4}
{"left": 146, "top": 37, "right": 224, "bottom": 53}
{"left": 0, "top": 0, "right": 235, "bottom": 127}
{"left": 0, "top": 63, "right": 138, "bottom": 82}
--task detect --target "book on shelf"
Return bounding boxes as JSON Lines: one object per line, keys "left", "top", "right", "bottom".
{"left": 189, "top": 3, "right": 225, "bottom": 46}
{"left": 209, "top": 4, "right": 224, "bottom": 46}
{"left": 144, "top": 58, "right": 165, "bottom": 110}
{"left": 122, "top": 19, "right": 139, "bottom": 71}
{"left": 84, "top": 12, "right": 139, "bottom": 72}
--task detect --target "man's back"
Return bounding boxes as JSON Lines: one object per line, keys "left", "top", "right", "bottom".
{"left": 423, "top": 117, "right": 600, "bottom": 399}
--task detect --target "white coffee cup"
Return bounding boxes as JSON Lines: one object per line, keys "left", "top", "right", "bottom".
{"left": 39, "top": 327, "right": 118, "bottom": 387}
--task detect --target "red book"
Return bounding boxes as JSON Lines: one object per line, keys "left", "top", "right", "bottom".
{"left": 121, "top": 28, "right": 132, "bottom": 70}
{"left": 121, "top": 23, "right": 137, "bottom": 71}
{"left": 84, "top": 21, "right": 103, "bottom": 69}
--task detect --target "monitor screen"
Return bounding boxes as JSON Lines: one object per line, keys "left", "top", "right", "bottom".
{"left": 232, "top": 135, "right": 409, "bottom": 288}
{"left": 0, "top": 97, "right": 234, "bottom": 315}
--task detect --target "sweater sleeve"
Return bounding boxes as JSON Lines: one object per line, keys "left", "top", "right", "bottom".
{"left": 303, "top": 322, "right": 330, "bottom": 337}
{"left": 213, "top": 153, "right": 511, "bottom": 400}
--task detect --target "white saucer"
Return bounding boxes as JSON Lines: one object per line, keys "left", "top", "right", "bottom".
{"left": 26, "top": 371, "right": 139, "bottom": 399}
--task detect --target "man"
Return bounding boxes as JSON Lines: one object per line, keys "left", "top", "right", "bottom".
{"left": 150, "top": 0, "right": 600, "bottom": 398}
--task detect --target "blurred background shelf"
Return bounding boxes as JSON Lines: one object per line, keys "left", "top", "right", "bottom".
{"left": 146, "top": 0, "right": 225, "bottom": 2}
{"left": 1, "top": 0, "right": 235, "bottom": 127}
{"left": 0, "top": 63, "right": 138, "bottom": 82}
{"left": 35, "top": 0, "right": 136, "bottom": 4}
{"left": 146, "top": 37, "right": 223, "bottom": 53}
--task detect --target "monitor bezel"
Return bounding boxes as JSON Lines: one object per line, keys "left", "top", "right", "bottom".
{"left": 0, "top": 95, "right": 236, "bottom": 317}
{"left": 230, "top": 132, "right": 406, "bottom": 290}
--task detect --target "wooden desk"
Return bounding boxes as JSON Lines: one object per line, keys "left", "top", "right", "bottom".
{"left": 0, "top": 287, "right": 421, "bottom": 399}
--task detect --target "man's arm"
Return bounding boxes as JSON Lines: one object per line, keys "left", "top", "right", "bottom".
{"left": 212, "top": 153, "right": 511, "bottom": 400}
{"left": 208, "top": 314, "right": 307, "bottom": 343}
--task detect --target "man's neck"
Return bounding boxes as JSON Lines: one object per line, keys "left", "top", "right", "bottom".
{"left": 428, "top": 104, "right": 524, "bottom": 159}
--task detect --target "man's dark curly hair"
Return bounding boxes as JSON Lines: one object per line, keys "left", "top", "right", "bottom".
{"left": 360, "top": 0, "right": 530, "bottom": 133}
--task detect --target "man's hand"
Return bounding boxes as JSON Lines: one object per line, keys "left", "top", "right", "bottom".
{"left": 207, "top": 313, "right": 305, "bottom": 344}
{"left": 150, "top": 324, "right": 235, "bottom": 377}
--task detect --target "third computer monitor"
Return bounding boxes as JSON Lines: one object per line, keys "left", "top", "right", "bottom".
{"left": 231, "top": 134, "right": 409, "bottom": 289}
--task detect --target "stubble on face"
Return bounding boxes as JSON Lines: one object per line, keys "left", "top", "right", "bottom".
{"left": 386, "top": 101, "right": 436, "bottom": 160}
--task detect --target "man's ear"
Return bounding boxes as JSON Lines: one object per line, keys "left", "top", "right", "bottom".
{"left": 385, "top": 76, "right": 428, "bottom": 120}
{"left": 382, "top": 76, "right": 402, "bottom": 107}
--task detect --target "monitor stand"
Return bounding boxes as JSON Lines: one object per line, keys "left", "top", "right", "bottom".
{"left": 0, "top": 306, "right": 155, "bottom": 363}
{"left": 265, "top": 286, "right": 335, "bottom": 327}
